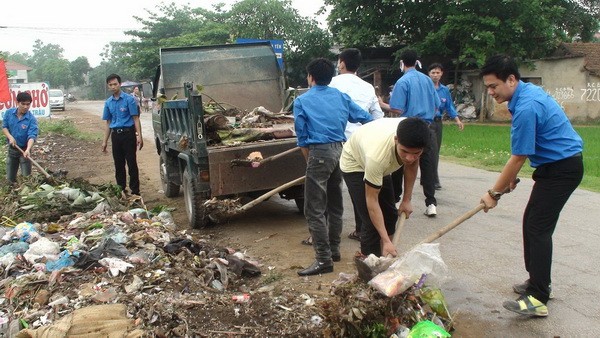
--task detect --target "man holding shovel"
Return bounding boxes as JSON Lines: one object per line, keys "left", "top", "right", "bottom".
{"left": 480, "top": 54, "right": 584, "bottom": 317}
{"left": 2, "top": 91, "right": 39, "bottom": 185}
{"left": 340, "top": 117, "right": 431, "bottom": 258}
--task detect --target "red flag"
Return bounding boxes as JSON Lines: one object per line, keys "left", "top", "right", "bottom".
{"left": 0, "top": 59, "right": 10, "bottom": 102}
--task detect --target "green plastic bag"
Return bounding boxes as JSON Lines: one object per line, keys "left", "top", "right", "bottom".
{"left": 407, "top": 320, "right": 451, "bottom": 338}
{"left": 419, "top": 286, "right": 450, "bottom": 319}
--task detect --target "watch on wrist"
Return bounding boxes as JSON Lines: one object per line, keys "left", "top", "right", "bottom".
{"left": 488, "top": 189, "right": 502, "bottom": 201}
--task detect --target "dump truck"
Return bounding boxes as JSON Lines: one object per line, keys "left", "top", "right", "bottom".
{"left": 151, "top": 42, "right": 306, "bottom": 228}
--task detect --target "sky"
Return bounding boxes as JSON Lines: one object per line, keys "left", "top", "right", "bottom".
{"left": 1, "top": 0, "right": 327, "bottom": 67}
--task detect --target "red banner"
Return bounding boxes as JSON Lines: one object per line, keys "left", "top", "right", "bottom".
{"left": 0, "top": 60, "right": 9, "bottom": 102}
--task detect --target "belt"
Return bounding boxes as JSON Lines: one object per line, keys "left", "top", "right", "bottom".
{"left": 112, "top": 127, "right": 134, "bottom": 134}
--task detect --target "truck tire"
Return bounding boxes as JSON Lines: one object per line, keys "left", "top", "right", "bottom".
{"left": 160, "top": 152, "right": 180, "bottom": 197}
{"left": 295, "top": 198, "right": 305, "bottom": 215}
{"left": 182, "top": 167, "right": 206, "bottom": 228}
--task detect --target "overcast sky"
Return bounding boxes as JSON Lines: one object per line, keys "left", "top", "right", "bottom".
{"left": 2, "top": 0, "right": 326, "bottom": 67}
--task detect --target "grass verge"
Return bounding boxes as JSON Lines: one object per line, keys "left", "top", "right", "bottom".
{"left": 441, "top": 123, "right": 600, "bottom": 192}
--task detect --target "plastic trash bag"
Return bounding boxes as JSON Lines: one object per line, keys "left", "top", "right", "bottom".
{"left": 407, "top": 320, "right": 451, "bottom": 338}
{"left": 419, "top": 286, "right": 451, "bottom": 319}
{"left": 369, "top": 243, "right": 448, "bottom": 297}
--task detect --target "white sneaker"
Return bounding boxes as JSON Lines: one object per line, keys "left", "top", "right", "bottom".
{"left": 425, "top": 204, "right": 437, "bottom": 217}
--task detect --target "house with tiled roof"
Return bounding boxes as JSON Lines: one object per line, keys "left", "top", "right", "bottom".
{"left": 471, "top": 42, "right": 600, "bottom": 122}
{"left": 5, "top": 60, "right": 32, "bottom": 84}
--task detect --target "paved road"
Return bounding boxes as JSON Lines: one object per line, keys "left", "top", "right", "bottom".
{"left": 72, "top": 101, "right": 600, "bottom": 336}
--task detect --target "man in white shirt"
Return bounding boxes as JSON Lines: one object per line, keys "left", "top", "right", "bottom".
{"left": 331, "top": 48, "right": 384, "bottom": 242}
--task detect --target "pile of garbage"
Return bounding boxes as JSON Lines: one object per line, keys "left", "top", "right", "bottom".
{"left": 448, "top": 79, "right": 477, "bottom": 120}
{"left": 0, "top": 178, "right": 456, "bottom": 337}
{"left": 202, "top": 100, "right": 295, "bottom": 147}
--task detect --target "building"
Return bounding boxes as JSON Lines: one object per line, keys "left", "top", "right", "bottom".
{"left": 472, "top": 43, "right": 600, "bottom": 122}
{"left": 5, "top": 60, "right": 31, "bottom": 84}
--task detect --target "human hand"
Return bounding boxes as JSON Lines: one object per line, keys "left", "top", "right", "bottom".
{"left": 137, "top": 135, "right": 144, "bottom": 150}
{"left": 456, "top": 119, "right": 464, "bottom": 131}
{"left": 398, "top": 200, "right": 414, "bottom": 218}
{"left": 101, "top": 141, "right": 108, "bottom": 153}
{"left": 382, "top": 240, "right": 398, "bottom": 258}
{"left": 480, "top": 193, "right": 498, "bottom": 212}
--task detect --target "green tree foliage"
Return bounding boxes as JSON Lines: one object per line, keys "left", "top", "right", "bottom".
{"left": 104, "top": 0, "right": 331, "bottom": 87}
{"left": 326, "top": 0, "right": 599, "bottom": 67}
{"left": 69, "top": 57, "right": 91, "bottom": 86}
{"left": 227, "top": 0, "right": 333, "bottom": 86}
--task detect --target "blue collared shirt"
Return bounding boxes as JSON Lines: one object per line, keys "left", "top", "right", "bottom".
{"left": 435, "top": 84, "right": 458, "bottom": 119}
{"left": 293, "top": 85, "right": 373, "bottom": 147}
{"left": 509, "top": 80, "right": 583, "bottom": 167}
{"left": 389, "top": 68, "right": 440, "bottom": 122}
{"left": 102, "top": 91, "right": 139, "bottom": 128}
{"left": 2, "top": 108, "right": 39, "bottom": 148}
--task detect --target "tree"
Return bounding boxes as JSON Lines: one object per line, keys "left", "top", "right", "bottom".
{"left": 325, "top": 0, "right": 600, "bottom": 67}
{"left": 70, "top": 57, "right": 91, "bottom": 87}
{"left": 227, "top": 0, "right": 333, "bottom": 86}
{"left": 107, "top": 3, "right": 230, "bottom": 82}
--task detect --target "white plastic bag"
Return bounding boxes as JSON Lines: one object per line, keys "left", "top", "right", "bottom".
{"left": 369, "top": 243, "right": 448, "bottom": 297}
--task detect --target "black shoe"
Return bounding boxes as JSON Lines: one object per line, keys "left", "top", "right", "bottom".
{"left": 332, "top": 254, "right": 341, "bottom": 262}
{"left": 297, "top": 260, "right": 333, "bottom": 276}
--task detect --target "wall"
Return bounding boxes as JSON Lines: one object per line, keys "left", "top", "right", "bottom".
{"left": 467, "top": 57, "right": 600, "bottom": 122}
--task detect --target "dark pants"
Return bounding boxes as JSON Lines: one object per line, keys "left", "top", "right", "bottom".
{"left": 304, "top": 143, "right": 344, "bottom": 263}
{"left": 433, "top": 118, "right": 443, "bottom": 184}
{"left": 392, "top": 126, "right": 437, "bottom": 206}
{"left": 524, "top": 154, "right": 583, "bottom": 303}
{"left": 344, "top": 172, "right": 397, "bottom": 256}
{"left": 6, "top": 146, "right": 32, "bottom": 183}
{"left": 111, "top": 128, "right": 140, "bottom": 195}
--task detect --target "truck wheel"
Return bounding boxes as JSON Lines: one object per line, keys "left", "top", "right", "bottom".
{"left": 182, "top": 167, "right": 206, "bottom": 228}
{"left": 160, "top": 152, "right": 180, "bottom": 197}
{"left": 295, "top": 198, "right": 305, "bottom": 215}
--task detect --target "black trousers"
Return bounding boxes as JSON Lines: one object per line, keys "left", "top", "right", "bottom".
{"left": 111, "top": 129, "right": 140, "bottom": 195}
{"left": 343, "top": 172, "right": 397, "bottom": 256}
{"left": 524, "top": 154, "right": 583, "bottom": 303}
{"left": 392, "top": 126, "right": 437, "bottom": 206}
{"left": 433, "top": 118, "right": 443, "bottom": 184}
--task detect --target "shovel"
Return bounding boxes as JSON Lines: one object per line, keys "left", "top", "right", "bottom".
{"left": 230, "top": 146, "right": 301, "bottom": 168}
{"left": 14, "top": 144, "right": 53, "bottom": 180}
{"left": 355, "top": 212, "right": 407, "bottom": 282}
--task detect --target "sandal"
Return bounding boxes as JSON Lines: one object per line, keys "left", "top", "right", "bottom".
{"left": 301, "top": 235, "right": 313, "bottom": 246}
{"left": 348, "top": 231, "right": 361, "bottom": 241}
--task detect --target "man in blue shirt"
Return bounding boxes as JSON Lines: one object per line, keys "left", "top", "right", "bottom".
{"left": 101, "top": 74, "right": 143, "bottom": 196}
{"left": 294, "top": 58, "right": 373, "bottom": 276}
{"left": 480, "top": 54, "right": 583, "bottom": 318}
{"left": 388, "top": 50, "right": 441, "bottom": 217}
{"left": 2, "top": 92, "right": 39, "bottom": 184}
{"left": 428, "top": 63, "right": 464, "bottom": 190}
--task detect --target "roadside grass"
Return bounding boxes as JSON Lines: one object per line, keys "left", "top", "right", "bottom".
{"left": 441, "top": 123, "right": 600, "bottom": 192}
{"left": 38, "top": 118, "right": 102, "bottom": 141}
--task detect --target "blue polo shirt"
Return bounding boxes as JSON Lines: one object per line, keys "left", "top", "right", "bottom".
{"left": 102, "top": 92, "right": 139, "bottom": 129}
{"left": 2, "top": 108, "right": 39, "bottom": 148}
{"left": 389, "top": 68, "right": 440, "bottom": 122}
{"left": 509, "top": 81, "right": 583, "bottom": 167}
{"left": 293, "top": 85, "right": 373, "bottom": 147}
{"left": 435, "top": 84, "right": 458, "bottom": 119}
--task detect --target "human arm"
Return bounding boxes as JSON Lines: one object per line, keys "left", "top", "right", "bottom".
{"left": 133, "top": 115, "right": 143, "bottom": 150}
{"left": 102, "top": 120, "right": 111, "bottom": 153}
{"left": 347, "top": 97, "right": 373, "bottom": 124}
{"left": 480, "top": 155, "right": 526, "bottom": 212}
{"left": 2, "top": 127, "right": 15, "bottom": 147}
{"left": 442, "top": 86, "right": 464, "bottom": 130}
{"left": 365, "top": 183, "right": 398, "bottom": 257}
{"left": 398, "top": 161, "right": 418, "bottom": 217}
{"left": 293, "top": 98, "right": 309, "bottom": 147}
{"left": 368, "top": 93, "right": 385, "bottom": 120}
{"left": 388, "top": 81, "right": 407, "bottom": 116}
